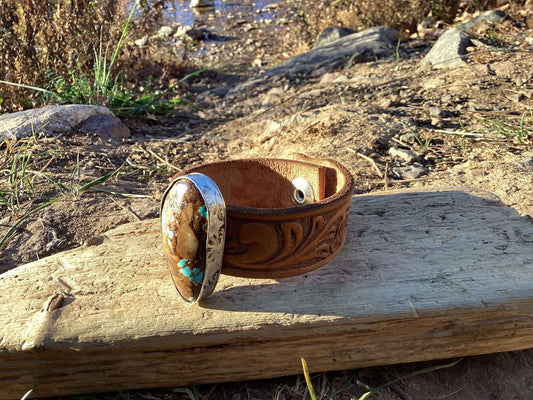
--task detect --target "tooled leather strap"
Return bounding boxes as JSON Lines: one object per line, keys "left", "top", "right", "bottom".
{"left": 175, "top": 158, "right": 355, "bottom": 279}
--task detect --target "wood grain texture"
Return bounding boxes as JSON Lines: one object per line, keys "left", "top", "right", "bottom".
{"left": 1, "top": 187, "right": 533, "bottom": 399}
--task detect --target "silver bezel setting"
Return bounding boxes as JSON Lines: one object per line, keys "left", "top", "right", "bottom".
{"left": 161, "top": 172, "right": 226, "bottom": 304}
{"left": 291, "top": 177, "right": 315, "bottom": 205}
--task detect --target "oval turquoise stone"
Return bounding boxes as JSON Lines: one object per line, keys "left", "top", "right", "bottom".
{"left": 161, "top": 178, "right": 208, "bottom": 303}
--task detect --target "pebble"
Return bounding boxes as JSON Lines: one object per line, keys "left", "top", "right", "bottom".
{"left": 174, "top": 26, "right": 190, "bottom": 37}
{"left": 378, "top": 98, "right": 393, "bottom": 108}
{"left": 391, "top": 165, "right": 429, "bottom": 179}
{"left": 429, "top": 106, "right": 443, "bottom": 118}
{"left": 158, "top": 25, "right": 175, "bottom": 38}
{"left": 389, "top": 146, "right": 419, "bottom": 163}
{"left": 517, "top": 156, "right": 533, "bottom": 168}
{"left": 399, "top": 133, "right": 418, "bottom": 144}
{"left": 134, "top": 36, "right": 148, "bottom": 47}
{"left": 431, "top": 117, "right": 442, "bottom": 126}
{"left": 320, "top": 72, "right": 349, "bottom": 85}
{"left": 186, "top": 28, "right": 207, "bottom": 41}
{"left": 441, "top": 94, "right": 453, "bottom": 105}
{"left": 508, "top": 93, "right": 525, "bottom": 102}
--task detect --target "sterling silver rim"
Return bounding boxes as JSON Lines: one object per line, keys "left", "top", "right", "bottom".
{"left": 161, "top": 172, "right": 226, "bottom": 304}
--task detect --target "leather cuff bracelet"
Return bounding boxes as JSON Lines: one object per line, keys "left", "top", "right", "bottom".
{"left": 160, "top": 158, "right": 355, "bottom": 304}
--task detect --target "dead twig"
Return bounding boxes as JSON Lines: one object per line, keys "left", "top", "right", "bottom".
{"left": 107, "top": 195, "right": 141, "bottom": 222}
{"left": 433, "top": 129, "right": 484, "bottom": 137}
{"left": 144, "top": 147, "right": 181, "bottom": 172}
{"left": 349, "top": 149, "right": 384, "bottom": 178}
{"left": 384, "top": 161, "right": 389, "bottom": 190}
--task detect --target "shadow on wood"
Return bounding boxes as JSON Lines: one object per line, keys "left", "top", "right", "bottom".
{"left": 1, "top": 187, "right": 533, "bottom": 399}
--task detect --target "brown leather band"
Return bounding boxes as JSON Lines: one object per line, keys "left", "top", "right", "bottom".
{"left": 173, "top": 157, "right": 354, "bottom": 279}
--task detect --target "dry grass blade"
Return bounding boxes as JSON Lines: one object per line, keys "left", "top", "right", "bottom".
{"left": 358, "top": 359, "right": 463, "bottom": 399}
{"left": 0, "top": 167, "right": 122, "bottom": 253}
{"left": 349, "top": 149, "right": 384, "bottom": 178}
{"left": 301, "top": 358, "right": 318, "bottom": 400}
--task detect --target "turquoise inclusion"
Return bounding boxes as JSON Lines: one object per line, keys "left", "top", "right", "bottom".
{"left": 178, "top": 261, "right": 204, "bottom": 284}
{"left": 199, "top": 205, "right": 208, "bottom": 218}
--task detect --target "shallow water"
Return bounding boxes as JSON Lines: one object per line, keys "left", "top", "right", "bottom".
{"left": 156, "top": 0, "right": 282, "bottom": 27}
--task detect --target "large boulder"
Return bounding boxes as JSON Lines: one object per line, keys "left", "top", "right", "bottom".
{"left": 226, "top": 26, "right": 399, "bottom": 100}
{"left": 0, "top": 104, "right": 130, "bottom": 140}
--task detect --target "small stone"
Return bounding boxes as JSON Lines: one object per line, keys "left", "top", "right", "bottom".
{"left": 378, "top": 98, "right": 393, "bottom": 108}
{"left": 508, "top": 93, "right": 525, "bottom": 102}
{"left": 158, "top": 25, "right": 175, "bottom": 38}
{"left": 320, "top": 72, "right": 348, "bottom": 85}
{"left": 389, "top": 147, "right": 419, "bottom": 163}
{"left": 517, "top": 156, "right": 533, "bottom": 168}
{"left": 186, "top": 28, "right": 207, "bottom": 41}
{"left": 134, "top": 36, "right": 148, "bottom": 47}
{"left": 392, "top": 165, "right": 428, "bottom": 179}
{"left": 431, "top": 117, "right": 442, "bottom": 126}
{"left": 174, "top": 25, "right": 190, "bottom": 37}
{"left": 441, "top": 94, "right": 453, "bottom": 105}
{"left": 399, "top": 133, "right": 418, "bottom": 144}
{"left": 452, "top": 154, "right": 464, "bottom": 162}
{"left": 429, "top": 106, "right": 443, "bottom": 118}
{"left": 161, "top": 179, "right": 209, "bottom": 303}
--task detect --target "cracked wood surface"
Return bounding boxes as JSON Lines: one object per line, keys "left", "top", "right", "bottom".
{"left": 1, "top": 187, "right": 533, "bottom": 399}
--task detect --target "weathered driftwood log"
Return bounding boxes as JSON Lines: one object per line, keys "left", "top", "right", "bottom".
{"left": 1, "top": 187, "right": 533, "bottom": 399}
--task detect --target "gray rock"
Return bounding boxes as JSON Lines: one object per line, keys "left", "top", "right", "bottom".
{"left": 0, "top": 105, "right": 130, "bottom": 140}
{"left": 319, "top": 72, "right": 349, "bottom": 85}
{"left": 392, "top": 165, "right": 428, "bottom": 180}
{"left": 399, "top": 133, "right": 418, "bottom": 144}
{"left": 134, "top": 36, "right": 148, "bottom": 47}
{"left": 226, "top": 27, "right": 399, "bottom": 99}
{"left": 174, "top": 25, "right": 190, "bottom": 37}
{"left": 421, "top": 10, "right": 506, "bottom": 69}
{"left": 78, "top": 113, "right": 130, "bottom": 139}
{"left": 508, "top": 93, "right": 525, "bottom": 102}
{"left": 158, "top": 25, "right": 175, "bottom": 38}
{"left": 429, "top": 106, "right": 444, "bottom": 118}
{"left": 186, "top": 28, "right": 207, "bottom": 41}
{"left": 517, "top": 156, "right": 533, "bottom": 168}
{"left": 389, "top": 146, "right": 419, "bottom": 163}
{"left": 313, "top": 27, "right": 358, "bottom": 49}
{"left": 420, "top": 28, "right": 472, "bottom": 69}
{"left": 461, "top": 10, "right": 506, "bottom": 32}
